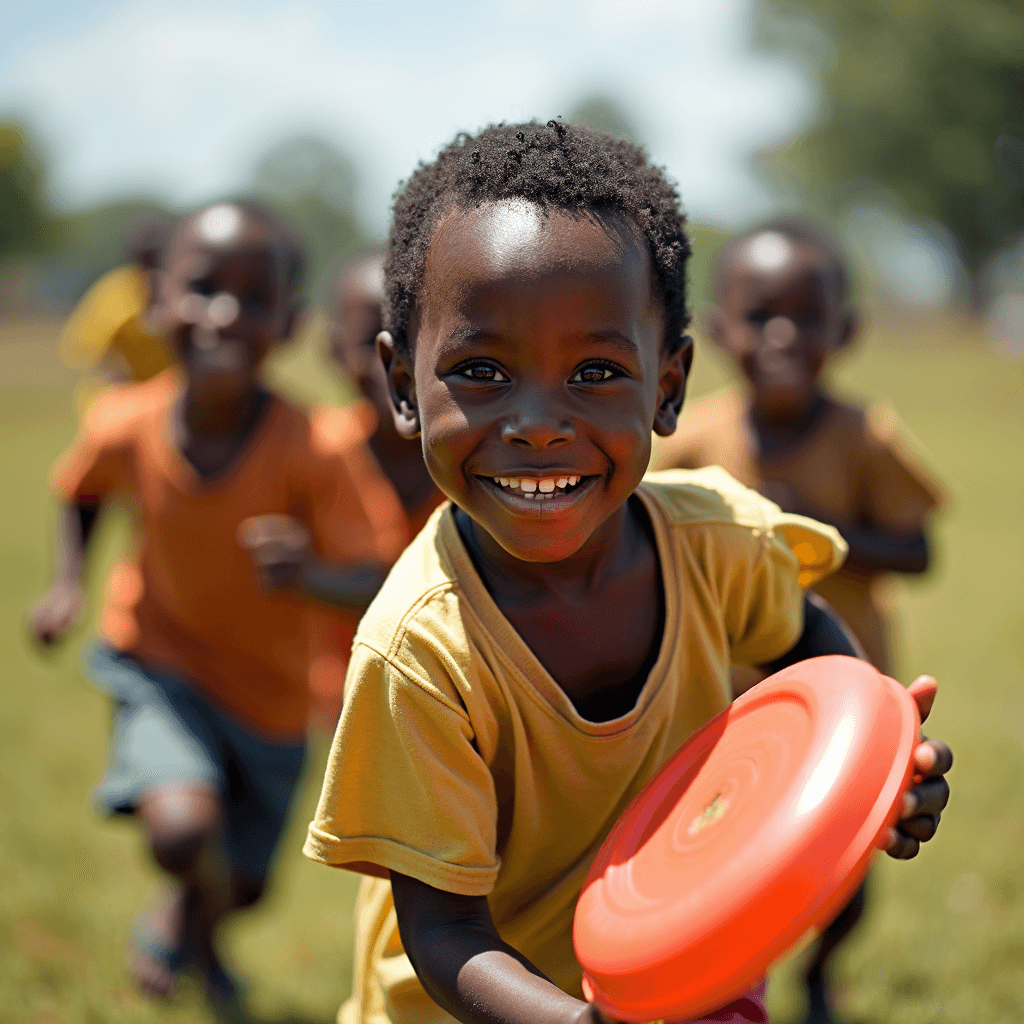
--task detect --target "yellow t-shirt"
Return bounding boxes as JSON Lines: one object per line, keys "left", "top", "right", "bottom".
{"left": 60, "top": 265, "right": 174, "bottom": 412}
{"left": 304, "top": 468, "right": 846, "bottom": 1024}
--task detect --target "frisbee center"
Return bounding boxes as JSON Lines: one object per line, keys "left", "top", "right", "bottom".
{"left": 688, "top": 792, "right": 731, "bottom": 835}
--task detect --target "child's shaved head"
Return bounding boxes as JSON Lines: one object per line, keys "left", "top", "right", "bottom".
{"left": 172, "top": 199, "right": 307, "bottom": 299}
{"left": 716, "top": 217, "right": 851, "bottom": 307}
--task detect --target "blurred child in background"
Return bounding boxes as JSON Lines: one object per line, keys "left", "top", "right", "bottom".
{"left": 60, "top": 212, "right": 177, "bottom": 414}
{"left": 307, "top": 250, "right": 443, "bottom": 726}
{"left": 650, "top": 217, "right": 945, "bottom": 1024}
{"left": 29, "top": 199, "right": 406, "bottom": 1007}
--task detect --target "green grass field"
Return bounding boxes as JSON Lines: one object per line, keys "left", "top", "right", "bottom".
{"left": 1, "top": 317, "right": 1021, "bottom": 1024}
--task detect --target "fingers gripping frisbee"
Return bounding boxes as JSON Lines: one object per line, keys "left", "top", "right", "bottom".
{"left": 574, "top": 656, "right": 922, "bottom": 1023}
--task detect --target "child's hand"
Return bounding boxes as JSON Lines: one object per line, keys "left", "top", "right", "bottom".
{"left": 884, "top": 676, "right": 952, "bottom": 859}
{"left": 237, "top": 514, "right": 312, "bottom": 591}
{"left": 28, "top": 581, "right": 85, "bottom": 648}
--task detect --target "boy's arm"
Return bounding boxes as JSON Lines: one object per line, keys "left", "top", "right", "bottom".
{"left": 758, "top": 594, "right": 951, "bottom": 861}
{"left": 830, "top": 522, "right": 929, "bottom": 575}
{"left": 238, "top": 514, "right": 388, "bottom": 610}
{"left": 29, "top": 500, "right": 101, "bottom": 646}
{"left": 390, "top": 871, "right": 604, "bottom": 1024}
{"left": 761, "top": 482, "right": 930, "bottom": 575}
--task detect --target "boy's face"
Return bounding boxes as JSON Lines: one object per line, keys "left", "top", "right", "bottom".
{"left": 712, "top": 232, "right": 855, "bottom": 420}
{"left": 329, "top": 258, "right": 390, "bottom": 419}
{"left": 390, "top": 200, "right": 688, "bottom": 564}
{"left": 157, "top": 205, "right": 296, "bottom": 401}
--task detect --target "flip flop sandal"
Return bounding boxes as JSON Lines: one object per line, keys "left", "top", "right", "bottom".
{"left": 128, "top": 926, "right": 188, "bottom": 996}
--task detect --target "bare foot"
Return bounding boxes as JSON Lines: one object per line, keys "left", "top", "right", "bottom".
{"left": 127, "top": 888, "right": 187, "bottom": 998}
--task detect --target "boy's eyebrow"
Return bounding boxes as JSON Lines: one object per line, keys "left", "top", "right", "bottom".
{"left": 438, "top": 327, "right": 639, "bottom": 357}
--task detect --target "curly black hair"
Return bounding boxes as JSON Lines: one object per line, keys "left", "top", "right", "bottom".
{"left": 384, "top": 120, "right": 692, "bottom": 353}
{"left": 714, "top": 216, "right": 852, "bottom": 305}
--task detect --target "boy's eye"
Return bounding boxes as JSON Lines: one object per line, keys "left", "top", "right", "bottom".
{"left": 571, "top": 364, "right": 619, "bottom": 383}
{"left": 460, "top": 363, "right": 509, "bottom": 383}
{"left": 242, "top": 289, "right": 271, "bottom": 313}
{"left": 191, "top": 278, "right": 217, "bottom": 297}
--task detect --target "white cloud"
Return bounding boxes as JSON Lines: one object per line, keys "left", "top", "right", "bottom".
{"left": 4, "top": 0, "right": 812, "bottom": 231}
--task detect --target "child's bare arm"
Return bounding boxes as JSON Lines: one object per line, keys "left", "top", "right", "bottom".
{"left": 761, "top": 482, "right": 930, "bottom": 575}
{"left": 391, "top": 871, "right": 600, "bottom": 1024}
{"left": 238, "top": 514, "right": 388, "bottom": 610}
{"left": 29, "top": 500, "right": 101, "bottom": 646}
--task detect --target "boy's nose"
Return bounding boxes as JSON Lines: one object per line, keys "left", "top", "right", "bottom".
{"left": 501, "top": 395, "right": 575, "bottom": 450}
{"left": 763, "top": 316, "right": 798, "bottom": 350}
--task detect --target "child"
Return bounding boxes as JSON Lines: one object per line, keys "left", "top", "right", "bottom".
{"left": 29, "top": 200, "right": 407, "bottom": 1005}
{"left": 301, "top": 123, "right": 952, "bottom": 1024}
{"left": 651, "top": 219, "right": 944, "bottom": 677}
{"left": 648, "top": 218, "right": 946, "bottom": 1023}
{"left": 60, "top": 212, "right": 178, "bottom": 414}
{"left": 307, "top": 251, "right": 444, "bottom": 726}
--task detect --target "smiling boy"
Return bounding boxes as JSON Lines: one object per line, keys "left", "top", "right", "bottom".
{"left": 303, "top": 124, "right": 952, "bottom": 1024}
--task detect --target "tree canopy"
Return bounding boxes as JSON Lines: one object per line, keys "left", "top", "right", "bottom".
{"left": 250, "top": 133, "right": 368, "bottom": 300}
{"left": 0, "top": 121, "right": 52, "bottom": 261}
{"left": 754, "top": 0, "right": 1024, "bottom": 299}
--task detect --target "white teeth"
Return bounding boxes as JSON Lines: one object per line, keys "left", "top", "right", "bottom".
{"left": 570, "top": 476, "right": 580, "bottom": 486}
{"left": 556, "top": 477, "right": 568, "bottom": 489}
{"left": 498, "top": 478, "right": 509, "bottom": 487}
{"left": 538, "top": 479, "right": 556, "bottom": 493}
{"left": 520, "top": 479, "right": 537, "bottom": 493}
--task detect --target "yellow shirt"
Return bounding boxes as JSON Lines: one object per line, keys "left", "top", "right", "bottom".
{"left": 60, "top": 265, "right": 174, "bottom": 412}
{"left": 304, "top": 468, "right": 845, "bottom": 1024}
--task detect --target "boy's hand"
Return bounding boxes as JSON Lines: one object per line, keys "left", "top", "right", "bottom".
{"left": 884, "top": 676, "right": 952, "bottom": 859}
{"left": 238, "top": 514, "right": 312, "bottom": 591}
{"left": 28, "top": 581, "right": 85, "bottom": 647}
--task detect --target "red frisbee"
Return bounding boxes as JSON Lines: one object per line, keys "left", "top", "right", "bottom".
{"left": 574, "top": 656, "right": 920, "bottom": 1023}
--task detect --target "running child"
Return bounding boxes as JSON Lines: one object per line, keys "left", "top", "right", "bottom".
{"left": 300, "top": 123, "right": 953, "bottom": 1024}
{"left": 648, "top": 217, "right": 945, "bottom": 1023}
{"left": 29, "top": 199, "right": 407, "bottom": 1006}
{"left": 306, "top": 251, "right": 444, "bottom": 726}
{"left": 60, "top": 212, "right": 178, "bottom": 414}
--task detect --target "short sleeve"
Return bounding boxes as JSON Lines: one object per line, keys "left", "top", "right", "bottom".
{"left": 862, "top": 404, "right": 945, "bottom": 532}
{"left": 303, "top": 640, "right": 500, "bottom": 896}
{"left": 302, "top": 406, "right": 410, "bottom": 566}
{"left": 49, "top": 391, "right": 135, "bottom": 502}
{"left": 719, "top": 505, "right": 847, "bottom": 667}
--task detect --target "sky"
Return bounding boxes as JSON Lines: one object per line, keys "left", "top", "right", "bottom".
{"left": 0, "top": 0, "right": 813, "bottom": 235}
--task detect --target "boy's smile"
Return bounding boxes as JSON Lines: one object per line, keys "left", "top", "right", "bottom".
{"left": 392, "top": 200, "right": 687, "bottom": 564}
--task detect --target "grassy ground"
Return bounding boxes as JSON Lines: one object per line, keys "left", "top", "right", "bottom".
{"left": 0, "top": 317, "right": 1021, "bottom": 1024}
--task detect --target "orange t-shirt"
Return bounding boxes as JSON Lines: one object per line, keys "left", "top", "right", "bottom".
{"left": 650, "top": 388, "right": 944, "bottom": 673}
{"left": 308, "top": 401, "right": 446, "bottom": 720}
{"left": 51, "top": 373, "right": 409, "bottom": 738}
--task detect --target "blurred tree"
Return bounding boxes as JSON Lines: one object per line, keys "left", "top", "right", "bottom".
{"left": 0, "top": 121, "right": 52, "bottom": 260}
{"left": 753, "top": 0, "right": 1024, "bottom": 304}
{"left": 566, "top": 96, "right": 643, "bottom": 146}
{"left": 250, "top": 133, "right": 368, "bottom": 300}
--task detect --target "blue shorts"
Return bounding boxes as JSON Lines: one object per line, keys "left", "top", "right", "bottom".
{"left": 87, "top": 644, "right": 307, "bottom": 883}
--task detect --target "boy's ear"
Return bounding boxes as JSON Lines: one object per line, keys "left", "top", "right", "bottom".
{"left": 377, "top": 331, "right": 420, "bottom": 439}
{"left": 653, "top": 334, "right": 693, "bottom": 437}
{"left": 837, "top": 308, "right": 861, "bottom": 351}
{"left": 146, "top": 270, "right": 174, "bottom": 332}
{"left": 280, "top": 299, "right": 306, "bottom": 345}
